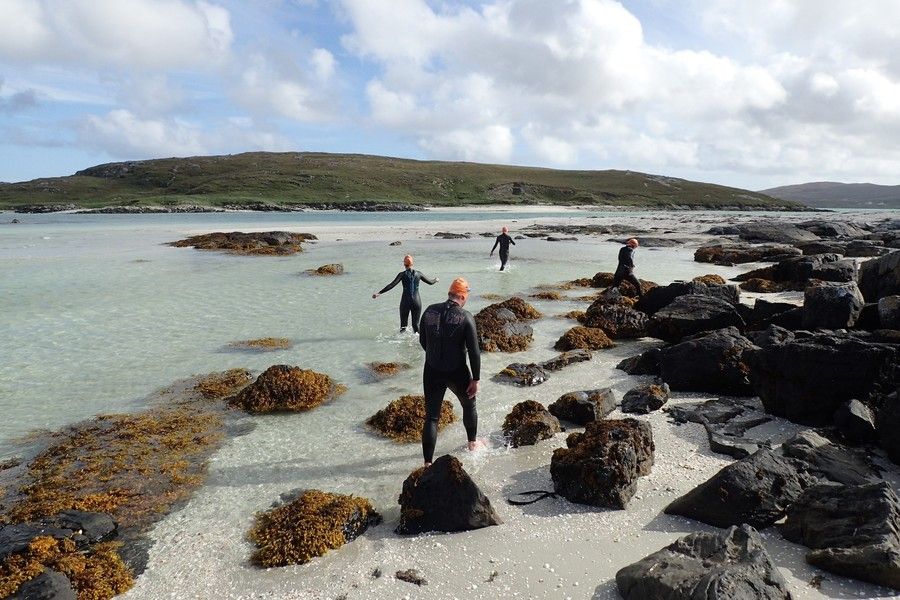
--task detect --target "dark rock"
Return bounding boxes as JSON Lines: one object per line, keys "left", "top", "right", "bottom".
{"left": 433, "top": 231, "right": 470, "bottom": 239}
{"left": 694, "top": 242, "right": 802, "bottom": 265}
{"left": 616, "top": 524, "right": 791, "bottom": 600}
{"left": 745, "top": 331, "right": 897, "bottom": 425}
{"left": 494, "top": 363, "right": 549, "bottom": 386}
{"left": 735, "top": 253, "right": 854, "bottom": 285}
{"left": 664, "top": 447, "right": 814, "bottom": 529}
{"left": 715, "top": 221, "right": 820, "bottom": 244}
{"left": 550, "top": 419, "right": 653, "bottom": 509}
{"left": 548, "top": 389, "right": 616, "bottom": 425}
{"left": 748, "top": 299, "right": 798, "bottom": 326}
{"left": 845, "top": 239, "right": 891, "bottom": 257}
{"left": 169, "top": 231, "right": 314, "bottom": 255}
{"left": 502, "top": 400, "right": 562, "bottom": 447}
{"left": 621, "top": 383, "right": 670, "bottom": 414}
{"left": 780, "top": 430, "right": 877, "bottom": 486}
{"left": 877, "top": 394, "right": 900, "bottom": 464}
{"left": 54, "top": 510, "right": 116, "bottom": 543}
{"left": 647, "top": 295, "right": 745, "bottom": 342}
{"left": 834, "top": 399, "right": 877, "bottom": 444}
{"left": 582, "top": 303, "right": 648, "bottom": 339}
{"left": 11, "top": 569, "right": 77, "bottom": 600}
{"left": 797, "top": 219, "right": 869, "bottom": 238}
{"left": 704, "top": 419, "right": 768, "bottom": 459}
{"left": 635, "top": 281, "right": 740, "bottom": 315}
{"left": 879, "top": 296, "right": 900, "bottom": 329}
{"left": 588, "top": 271, "right": 657, "bottom": 296}
{"left": 538, "top": 349, "right": 592, "bottom": 371}
{"left": 607, "top": 236, "right": 684, "bottom": 247}
{"left": 389, "top": 241, "right": 402, "bottom": 246}
{"left": 802, "top": 280, "right": 865, "bottom": 330}
{"left": 475, "top": 298, "right": 541, "bottom": 352}
{"left": 667, "top": 397, "right": 771, "bottom": 459}
{"left": 396, "top": 569, "right": 428, "bottom": 586}
{"left": 859, "top": 251, "right": 900, "bottom": 302}
{"left": 782, "top": 482, "right": 900, "bottom": 590}
{"left": 658, "top": 327, "right": 755, "bottom": 396}
{"left": 667, "top": 396, "right": 762, "bottom": 426}
{"left": 546, "top": 236, "right": 578, "bottom": 241}
{"left": 0, "top": 523, "right": 75, "bottom": 560}
{"left": 615, "top": 348, "right": 661, "bottom": 375}
{"left": 396, "top": 455, "right": 502, "bottom": 534}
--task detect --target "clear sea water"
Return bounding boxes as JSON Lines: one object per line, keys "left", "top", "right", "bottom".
{"left": 1, "top": 209, "right": 893, "bottom": 599}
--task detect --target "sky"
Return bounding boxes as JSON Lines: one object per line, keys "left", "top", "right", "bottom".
{"left": 1, "top": 0, "right": 899, "bottom": 190}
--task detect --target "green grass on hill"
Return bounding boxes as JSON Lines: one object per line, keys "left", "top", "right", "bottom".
{"left": 0, "top": 152, "right": 802, "bottom": 210}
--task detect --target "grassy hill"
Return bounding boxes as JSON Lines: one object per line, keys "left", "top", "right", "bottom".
{"left": 0, "top": 151, "right": 801, "bottom": 210}
{"left": 762, "top": 181, "right": 900, "bottom": 209}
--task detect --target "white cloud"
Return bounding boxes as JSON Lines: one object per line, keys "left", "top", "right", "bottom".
{"left": 0, "top": 0, "right": 233, "bottom": 70}
{"left": 419, "top": 125, "right": 514, "bottom": 163}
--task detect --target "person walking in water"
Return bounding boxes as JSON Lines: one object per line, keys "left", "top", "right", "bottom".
{"left": 372, "top": 255, "right": 438, "bottom": 332}
{"left": 418, "top": 277, "right": 482, "bottom": 466}
{"left": 612, "top": 238, "right": 643, "bottom": 298}
{"left": 490, "top": 226, "right": 516, "bottom": 271}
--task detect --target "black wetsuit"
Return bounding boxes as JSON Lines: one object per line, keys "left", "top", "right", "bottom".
{"left": 612, "top": 245, "right": 643, "bottom": 297}
{"left": 378, "top": 268, "right": 437, "bottom": 332}
{"left": 418, "top": 299, "right": 481, "bottom": 463}
{"left": 491, "top": 233, "right": 516, "bottom": 270}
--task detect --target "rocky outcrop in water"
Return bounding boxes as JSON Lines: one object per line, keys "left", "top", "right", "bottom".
{"left": 648, "top": 295, "right": 745, "bottom": 342}
{"left": 502, "top": 401, "right": 562, "bottom": 447}
{"left": 616, "top": 525, "right": 791, "bottom": 600}
{"left": 548, "top": 389, "right": 616, "bottom": 425}
{"left": 228, "top": 365, "right": 346, "bottom": 413}
{"left": 582, "top": 303, "right": 648, "bottom": 339}
{"left": 396, "top": 455, "right": 502, "bottom": 534}
{"left": 694, "top": 242, "right": 802, "bottom": 265}
{"left": 553, "top": 326, "right": 614, "bottom": 351}
{"left": 657, "top": 327, "right": 755, "bottom": 396}
{"left": 169, "top": 231, "right": 316, "bottom": 255}
{"left": 636, "top": 281, "right": 740, "bottom": 315}
{"left": 802, "top": 280, "right": 865, "bottom": 329}
{"left": 308, "top": 263, "right": 344, "bottom": 275}
{"left": 475, "top": 298, "right": 541, "bottom": 352}
{"left": 550, "top": 419, "right": 653, "bottom": 509}
{"left": 706, "top": 221, "right": 820, "bottom": 244}
{"left": 494, "top": 363, "right": 549, "bottom": 386}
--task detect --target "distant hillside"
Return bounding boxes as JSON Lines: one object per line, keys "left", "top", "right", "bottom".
{"left": 762, "top": 181, "right": 900, "bottom": 209}
{"left": 0, "top": 151, "right": 801, "bottom": 211}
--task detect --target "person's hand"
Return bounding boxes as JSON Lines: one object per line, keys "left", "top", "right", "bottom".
{"left": 372, "top": 293, "right": 379, "bottom": 299}
{"left": 466, "top": 380, "right": 480, "bottom": 398}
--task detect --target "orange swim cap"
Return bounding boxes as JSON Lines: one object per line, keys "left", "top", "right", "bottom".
{"left": 403, "top": 254, "right": 413, "bottom": 267}
{"left": 448, "top": 277, "right": 470, "bottom": 301}
{"left": 626, "top": 238, "right": 639, "bottom": 248}
{"left": 501, "top": 226, "right": 509, "bottom": 233}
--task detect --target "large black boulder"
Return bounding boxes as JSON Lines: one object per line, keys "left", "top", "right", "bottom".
{"left": 550, "top": 419, "right": 653, "bottom": 509}
{"left": 658, "top": 327, "right": 755, "bottom": 396}
{"left": 782, "top": 482, "right": 900, "bottom": 590}
{"left": 860, "top": 251, "right": 900, "bottom": 302}
{"left": 802, "top": 280, "right": 865, "bottom": 330}
{"left": 745, "top": 331, "right": 897, "bottom": 425}
{"left": 635, "top": 281, "right": 740, "bottom": 315}
{"left": 664, "top": 447, "right": 814, "bottom": 529}
{"left": 396, "top": 455, "right": 502, "bottom": 534}
{"left": 616, "top": 347, "right": 661, "bottom": 375}
{"left": 548, "top": 388, "right": 616, "bottom": 425}
{"left": 648, "top": 294, "right": 745, "bottom": 342}
{"left": 616, "top": 524, "right": 791, "bottom": 600}
{"left": 582, "top": 303, "right": 648, "bottom": 339}
{"left": 780, "top": 430, "right": 877, "bottom": 486}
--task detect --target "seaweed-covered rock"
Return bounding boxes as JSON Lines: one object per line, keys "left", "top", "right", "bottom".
{"left": 226, "top": 337, "right": 293, "bottom": 352}
{"left": 502, "top": 401, "right": 562, "bottom": 447}
{"left": 636, "top": 281, "right": 740, "bottom": 315}
{"left": 589, "top": 272, "right": 656, "bottom": 296}
{"left": 194, "top": 368, "right": 253, "bottom": 399}
{"left": 494, "top": 363, "right": 549, "bottom": 386}
{"left": 475, "top": 298, "right": 541, "bottom": 352}
{"left": 365, "top": 362, "right": 412, "bottom": 379}
{"left": 228, "top": 365, "right": 346, "bottom": 413}
{"left": 739, "top": 278, "right": 789, "bottom": 293}
{"left": 548, "top": 389, "right": 616, "bottom": 425}
{"left": 553, "top": 326, "right": 613, "bottom": 351}
{"left": 530, "top": 290, "right": 564, "bottom": 300}
{"left": 582, "top": 303, "right": 648, "bottom": 339}
{"left": 694, "top": 242, "right": 802, "bottom": 265}
{"left": 802, "top": 280, "right": 865, "bottom": 330}
{"left": 616, "top": 348, "right": 661, "bottom": 375}
{"left": 860, "top": 250, "right": 900, "bottom": 302}
{"left": 550, "top": 419, "right": 653, "bottom": 509}
{"left": 621, "top": 383, "right": 670, "bottom": 414}
{"left": 248, "top": 489, "right": 381, "bottom": 567}
{"left": 616, "top": 525, "right": 791, "bottom": 600}
{"left": 309, "top": 263, "right": 344, "bottom": 275}
{"left": 664, "top": 447, "right": 814, "bottom": 529}
{"left": 692, "top": 274, "right": 726, "bottom": 285}
{"left": 169, "top": 231, "right": 315, "bottom": 255}
{"left": 834, "top": 399, "right": 877, "bottom": 444}
{"left": 396, "top": 455, "right": 501, "bottom": 534}
{"left": 657, "top": 327, "right": 755, "bottom": 396}
{"left": 745, "top": 331, "right": 897, "bottom": 425}
{"left": 366, "top": 395, "right": 455, "bottom": 443}
{"left": 648, "top": 294, "right": 744, "bottom": 342}
{"left": 782, "top": 482, "right": 900, "bottom": 590}
{"left": 539, "top": 349, "right": 592, "bottom": 372}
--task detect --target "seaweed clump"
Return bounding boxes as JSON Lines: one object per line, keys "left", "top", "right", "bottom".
{"left": 248, "top": 490, "right": 381, "bottom": 567}
{"left": 0, "top": 536, "right": 132, "bottom": 599}
{"left": 692, "top": 274, "right": 727, "bottom": 285}
{"left": 366, "top": 395, "right": 455, "bottom": 443}
{"left": 169, "top": 231, "right": 315, "bottom": 255}
{"left": 366, "top": 362, "right": 411, "bottom": 379}
{"left": 554, "top": 326, "right": 614, "bottom": 351}
{"left": 530, "top": 291, "right": 564, "bottom": 301}
{"left": 228, "top": 365, "right": 346, "bottom": 413}
{"left": 226, "top": 338, "right": 293, "bottom": 352}
{"left": 307, "top": 263, "right": 344, "bottom": 276}
{"left": 560, "top": 310, "right": 586, "bottom": 322}
{"left": 194, "top": 368, "right": 253, "bottom": 399}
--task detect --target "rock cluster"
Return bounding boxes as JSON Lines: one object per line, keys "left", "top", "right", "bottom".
{"left": 169, "top": 231, "right": 315, "bottom": 255}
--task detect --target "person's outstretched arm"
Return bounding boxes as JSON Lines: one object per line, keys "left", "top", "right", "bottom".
{"left": 373, "top": 272, "right": 403, "bottom": 298}
{"left": 490, "top": 237, "right": 499, "bottom": 255}
{"left": 420, "top": 272, "right": 439, "bottom": 285}
{"left": 510, "top": 236, "right": 516, "bottom": 245}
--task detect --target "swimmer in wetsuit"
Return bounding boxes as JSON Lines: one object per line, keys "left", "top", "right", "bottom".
{"left": 372, "top": 255, "right": 438, "bottom": 332}
{"left": 418, "top": 277, "right": 482, "bottom": 466}
{"left": 490, "top": 226, "right": 516, "bottom": 271}
{"left": 612, "top": 238, "right": 643, "bottom": 298}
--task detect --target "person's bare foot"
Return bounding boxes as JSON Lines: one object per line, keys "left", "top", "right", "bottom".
{"left": 467, "top": 439, "right": 487, "bottom": 452}
{"left": 424, "top": 462, "right": 432, "bottom": 468}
